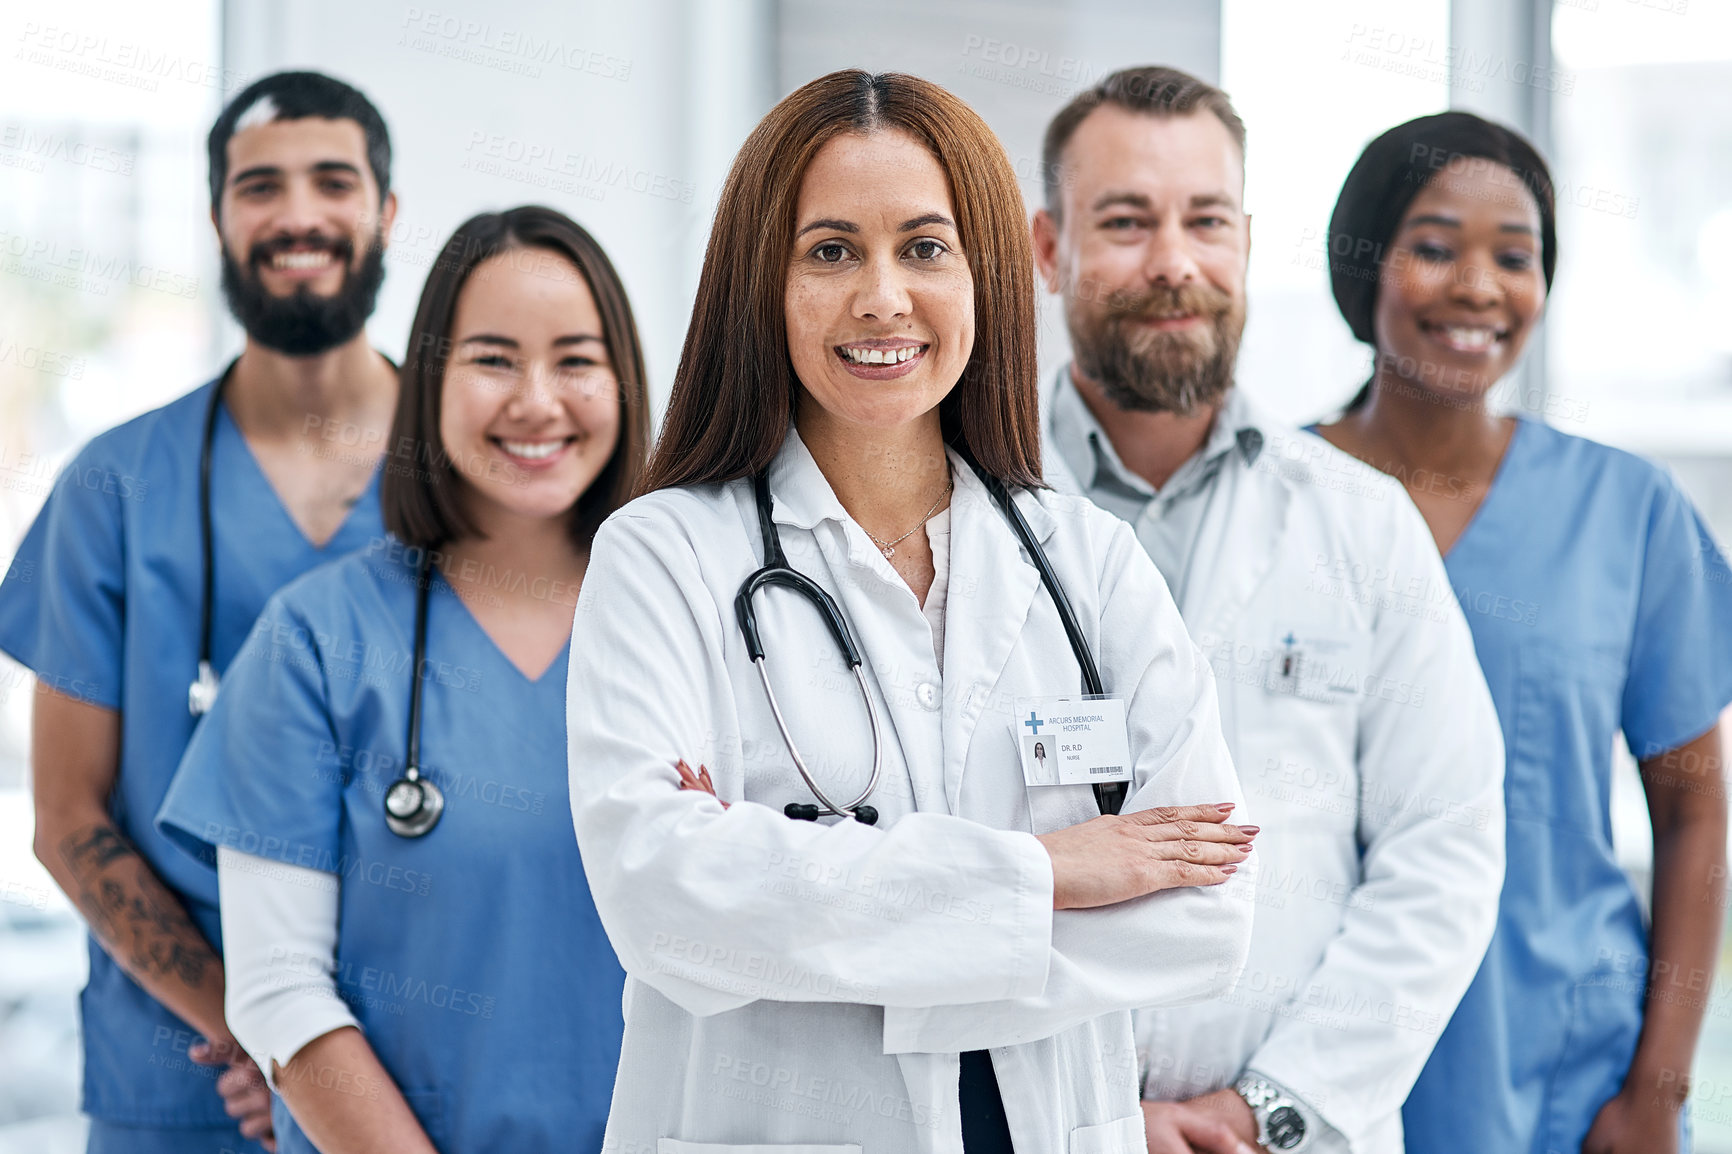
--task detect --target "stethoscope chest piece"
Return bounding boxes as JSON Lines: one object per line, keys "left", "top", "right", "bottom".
{"left": 385, "top": 769, "right": 444, "bottom": 838}
{"left": 187, "top": 660, "right": 220, "bottom": 718}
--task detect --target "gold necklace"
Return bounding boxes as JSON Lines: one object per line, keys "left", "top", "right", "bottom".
{"left": 864, "top": 473, "right": 953, "bottom": 559}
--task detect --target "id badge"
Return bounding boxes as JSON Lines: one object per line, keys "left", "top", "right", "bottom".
{"left": 1011, "top": 695, "right": 1132, "bottom": 787}
{"left": 1265, "top": 629, "right": 1371, "bottom": 702}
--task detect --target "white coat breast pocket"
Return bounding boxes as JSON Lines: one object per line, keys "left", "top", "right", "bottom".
{"left": 1070, "top": 1114, "right": 1146, "bottom": 1153}
{"left": 654, "top": 1136, "right": 859, "bottom": 1143}
{"left": 1263, "top": 629, "right": 1370, "bottom": 704}
{"left": 1245, "top": 626, "right": 1366, "bottom": 824}
{"left": 1023, "top": 781, "right": 1105, "bottom": 837}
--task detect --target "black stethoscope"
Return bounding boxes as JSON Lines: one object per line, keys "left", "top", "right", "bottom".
{"left": 735, "top": 454, "right": 1126, "bottom": 826}
{"left": 186, "top": 361, "right": 438, "bottom": 836}
{"left": 382, "top": 552, "right": 445, "bottom": 838}
{"left": 186, "top": 367, "right": 232, "bottom": 718}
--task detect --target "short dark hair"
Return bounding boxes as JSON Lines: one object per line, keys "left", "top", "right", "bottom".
{"left": 207, "top": 71, "right": 391, "bottom": 216}
{"left": 382, "top": 206, "right": 650, "bottom": 551}
{"left": 1328, "top": 110, "right": 1557, "bottom": 349}
{"left": 1041, "top": 65, "right": 1246, "bottom": 218}
{"left": 643, "top": 70, "right": 1042, "bottom": 493}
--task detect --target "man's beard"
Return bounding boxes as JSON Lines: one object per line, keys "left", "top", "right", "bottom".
{"left": 220, "top": 229, "right": 386, "bottom": 357}
{"left": 1068, "top": 281, "right": 1245, "bottom": 416}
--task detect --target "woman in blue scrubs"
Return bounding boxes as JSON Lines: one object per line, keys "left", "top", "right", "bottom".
{"left": 1313, "top": 113, "right": 1732, "bottom": 1154}
{"left": 157, "top": 205, "right": 648, "bottom": 1153}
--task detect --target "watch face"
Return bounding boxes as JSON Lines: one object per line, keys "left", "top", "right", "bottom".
{"left": 1267, "top": 1105, "right": 1306, "bottom": 1150}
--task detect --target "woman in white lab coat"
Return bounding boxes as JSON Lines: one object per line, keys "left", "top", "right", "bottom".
{"left": 566, "top": 70, "right": 1257, "bottom": 1154}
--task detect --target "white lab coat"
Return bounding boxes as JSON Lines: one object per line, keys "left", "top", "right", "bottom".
{"left": 1047, "top": 390, "right": 1506, "bottom": 1153}
{"left": 567, "top": 430, "right": 1254, "bottom": 1153}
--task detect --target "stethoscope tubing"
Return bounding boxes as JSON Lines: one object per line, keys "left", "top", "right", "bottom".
{"left": 381, "top": 550, "right": 444, "bottom": 838}
{"left": 737, "top": 473, "right": 884, "bottom": 822}
{"left": 188, "top": 360, "right": 436, "bottom": 835}
{"left": 752, "top": 658, "right": 884, "bottom": 819}
{"left": 188, "top": 364, "right": 235, "bottom": 717}
{"left": 961, "top": 458, "right": 1124, "bottom": 818}
{"left": 740, "top": 452, "right": 1125, "bottom": 822}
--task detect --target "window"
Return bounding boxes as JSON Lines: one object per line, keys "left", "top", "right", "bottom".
{"left": 0, "top": 2, "right": 221, "bottom": 1145}
{"left": 1548, "top": 1, "right": 1732, "bottom": 453}
{"left": 1223, "top": 0, "right": 1452, "bottom": 425}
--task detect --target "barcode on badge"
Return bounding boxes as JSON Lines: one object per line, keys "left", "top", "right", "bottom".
{"left": 1089, "top": 765, "right": 1123, "bottom": 775}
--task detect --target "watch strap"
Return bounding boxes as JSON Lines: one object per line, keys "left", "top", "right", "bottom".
{"left": 1235, "top": 1073, "right": 1312, "bottom": 1152}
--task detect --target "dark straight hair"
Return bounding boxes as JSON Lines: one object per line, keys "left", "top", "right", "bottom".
{"left": 208, "top": 71, "right": 392, "bottom": 216}
{"left": 641, "top": 69, "right": 1042, "bottom": 494}
{"left": 1329, "top": 111, "right": 1558, "bottom": 409}
{"left": 382, "top": 206, "right": 650, "bottom": 551}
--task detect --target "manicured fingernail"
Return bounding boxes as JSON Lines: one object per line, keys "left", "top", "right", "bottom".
{"left": 1221, "top": 864, "right": 1239, "bottom": 874}
{"left": 1238, "top": 825, "right": 1260, "bottom": 835}
{"left": 1215, "top": 803, "right": 1236, "bottom": 814}
{"left": 1237, "top": 844, "right": 1252, "bottom": 854}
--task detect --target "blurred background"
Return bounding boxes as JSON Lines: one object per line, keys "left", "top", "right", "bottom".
{"left": 1, "top": 0, "right": 1728, "bottom": 1149}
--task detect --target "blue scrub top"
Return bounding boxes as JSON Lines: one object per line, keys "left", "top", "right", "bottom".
{"left": 0, "top": 376, "right": 383, "bottom": 1127}
{"left": 1397, "top": 418, "right": 1732, "bottom": 1153}
{"left": 156, "top": 542, "right": 625, "bottom": 1153}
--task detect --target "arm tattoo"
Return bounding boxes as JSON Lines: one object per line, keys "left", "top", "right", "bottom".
{"left": 59, "top": 821, "right": 215, "bottom": 988}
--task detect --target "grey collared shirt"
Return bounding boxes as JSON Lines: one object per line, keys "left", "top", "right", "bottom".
{"left": 1046, "top": 370, "right": 1264, "bottom": 610}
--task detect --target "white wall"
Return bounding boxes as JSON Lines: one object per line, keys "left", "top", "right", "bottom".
{"left": 220, "top": 0, "right": 775, "bottom": 415}
{"left": 220, "top": 0, "right": 1218, "bottom": 415}
{"left": 778, "top": 0, "right": 1220, "bottom": 396}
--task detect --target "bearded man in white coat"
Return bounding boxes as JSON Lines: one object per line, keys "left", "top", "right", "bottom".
{"left": 1033, "top": 66, "right": 1506, "bottom": 1154}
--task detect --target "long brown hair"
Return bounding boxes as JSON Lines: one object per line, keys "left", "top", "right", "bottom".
{"left": 642, "top": 70, "right": 1041, "bottom": 493}
{"left": 383, "top": 205, "right": 650, "bottom": 550}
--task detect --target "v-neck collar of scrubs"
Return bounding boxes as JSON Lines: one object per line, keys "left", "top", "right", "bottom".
{"left": 427, "top": 565, "right": 571, "bottom": 685}
{"left": 1438, "top": 415, "right": 1528, "bottom": 562}
{"left": 218, "top": 397, "right": 381, "bottom": 552}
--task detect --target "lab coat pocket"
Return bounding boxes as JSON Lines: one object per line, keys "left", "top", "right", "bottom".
{"left": 657, "top": 1141, "right": 862, "bottom": 1153}
{"left": 1024, "top": 781, "right": 1105, "bottom": 836}
{"left": 1068, "top": 1113, "right": 1145, "bottom": 1154}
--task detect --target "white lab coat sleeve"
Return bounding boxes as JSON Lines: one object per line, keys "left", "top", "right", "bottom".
{"left": 883, "top": 518, "right": 1256, "bottom": 1054}
{"left": 1246, "top": 493, "right": 1506, "bottom": 1146}
{"left": 567, "top": 508, "right": 1057, "bottom": 1019}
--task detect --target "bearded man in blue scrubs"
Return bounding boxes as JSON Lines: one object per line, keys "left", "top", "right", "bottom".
{"left": 0, "top": 70, "right": 399, "bottom": 1154}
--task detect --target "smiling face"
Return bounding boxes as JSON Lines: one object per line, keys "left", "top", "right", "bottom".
{"left": 1034, "top": 105, "right": 1249, "bottom": 415}
{"left": 784, "top": 129, "right": 975, "bottom": 435}
{"left": 437, "top": 248, "right": 622, "bottom": 533}
{"left": 215, "top": 116, "right": 396, "bottom": 355}
{"left": 1371, "top": 162, "right": 1547, "bottom": 400}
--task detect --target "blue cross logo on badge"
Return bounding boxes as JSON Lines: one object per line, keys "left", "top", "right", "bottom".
{"left": 1024, "top": 710, "right": 1044, "bottom": 734}
{"left": 1279, "top": 631, "right": 1300, "bottom": 681}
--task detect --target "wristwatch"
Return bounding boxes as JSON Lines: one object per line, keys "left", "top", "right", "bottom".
{"left": 1235, "top": 1073, "right": 1310, "bottom": 1151}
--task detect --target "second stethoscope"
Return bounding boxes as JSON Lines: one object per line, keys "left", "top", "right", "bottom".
{"left": 382, "top": 551, "right": 445, "bottom": 838}
{"left": 187, "top": 366, "right": 438, "bottom": 836}
{"left": 187, "top": 357, "right": 396, "bottom": 718}
{"left": 735, "top": 455, "right": 1126, "bottom": 826}
{"left": 187, "top": 365, "right": 234, "bottom": 718}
